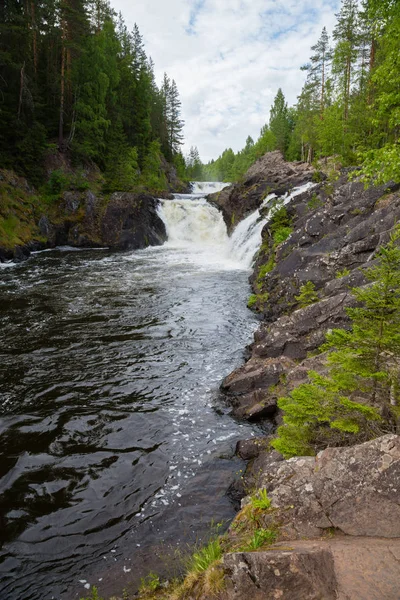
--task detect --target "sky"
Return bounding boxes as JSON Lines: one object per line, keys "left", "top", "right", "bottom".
{"left": 110, "top": 0, "right": 341, "bottom": 163}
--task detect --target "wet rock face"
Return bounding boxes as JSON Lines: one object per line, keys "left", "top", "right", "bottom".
{"left": 100, "top": 193, "right": 167, "bottom": 251}
{"left": 208, "top": 151, "right": 315, "bottom": 232}
{"left": 248, "top": 435, "right": 400, "bottom": 540}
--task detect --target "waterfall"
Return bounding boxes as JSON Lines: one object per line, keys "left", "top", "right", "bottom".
{"left": 190, "top": 181, "right": 230, "bottom": 195}
{"left": 159, "top": 198, "right": 228, "bottom": 247}
{"left": 158, "top": 181, "right": 315, "bottom": 270}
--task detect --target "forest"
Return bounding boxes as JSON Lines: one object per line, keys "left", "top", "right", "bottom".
{"left": 188, "top": 0, "right": 399, "bottom": 185}
{"left": 0, "top": 0, "right": 186, "bottom": 191}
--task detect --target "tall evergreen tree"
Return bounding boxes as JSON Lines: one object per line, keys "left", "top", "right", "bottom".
{"left": 269, "top": 88, "right": 290, "bottom": 156}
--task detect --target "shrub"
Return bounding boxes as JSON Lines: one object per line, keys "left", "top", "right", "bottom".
{"left": 48, "top": 169, "right": 70, "bottom": 194}
{"left": 307, "top": 193, "right": 324, "bottom": 210}
{"left": 139, "top": 572, "right": 161, "bottom": 594}
{"left": 247, "top": 294, "right": 257, "bottom": 308}
{"left": 336, "top": 268, "right": 350, "bottom": 279}
{"left": 295, "top": 281, "right": 319, "bottom": 307}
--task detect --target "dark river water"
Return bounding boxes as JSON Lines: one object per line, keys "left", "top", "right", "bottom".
{"left": 0, "top": 191, "right": 263, "bottom": 599}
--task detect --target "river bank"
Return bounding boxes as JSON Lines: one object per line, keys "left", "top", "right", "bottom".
{"left": 0, "top": 154, "right": 190, "bottom": 264}
{"left": 132, "top": 152, "right": 400, "bottom": 600}
{"left": 2, "top": 152, "right": 400, "bottom": 599}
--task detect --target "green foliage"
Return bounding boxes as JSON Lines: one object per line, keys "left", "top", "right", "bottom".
{"left": 201, "top": 1, "right": 400, "bottom": 185}
{"left": 269, "top": 89, "right": 290, "bottom": 155}
{"left": 250, "top": 489, "right": 271, "bottom": 510}
{"left": 243, "top": 528, "right": 277, "bottom": 551}
{"left": 247, "top": 294, "right": 258, "bottom": 308}
{"left": 187, "top": 539, "right": 222, "bottom": 574}
{"left": 0, "top": 3, "right": 185, "bottom": 189}
{"left": 47, "top": 170, "right": 70, "bottom": 195}
{"left": 258, "top": 257, "right": 276, "bottom": 279}
{"left": 273, "top": 226, "right": 400, "bottom": 457}
{"left": 336, "top": 267, "right": 351, "bottom": 278}
{"left": 140, "top": 140, "right": 168, "bottom": 192}
{"left": 247, "top": 292, "right": 269, "bottom": 311}
{"left": 307, "top": 193, "right": 324, "bottom": 210}
{"left": 295, "top": 281, "right": 319, "bottom": 308}
{"left": 140, "top": 572, "right": 161, "bottom": 594}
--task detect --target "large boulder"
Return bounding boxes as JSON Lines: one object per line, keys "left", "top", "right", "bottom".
{"left": 100, "top": 193, "right": 167, "bottom": 251}
{"left": 246, "top": 434, "right": 400, "bottom": 540}
{"left": 224, "top": 546, "right": 337, "bottom": 600}
{"left": 223, "top": 537, "right": 400, "bottom": 600}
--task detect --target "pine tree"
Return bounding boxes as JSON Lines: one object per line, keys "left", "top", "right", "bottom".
{"left": 307, "top": 27, "right": 333, "bottom": 118}
{"left": 332, "top": 0, "right": 360, "bottom": 122}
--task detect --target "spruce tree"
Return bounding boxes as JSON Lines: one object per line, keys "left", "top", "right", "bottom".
{"left": 269, "top": 88, "right": 290, "bottom": 156}
{"left": 272, "top": 226, "right": 400, "bottom": 457}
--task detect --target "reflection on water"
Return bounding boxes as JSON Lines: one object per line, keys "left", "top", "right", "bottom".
{"left": 0, "top": 234, "right": 260, "bottom": 599}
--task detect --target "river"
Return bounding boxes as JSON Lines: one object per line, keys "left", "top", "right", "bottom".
{"left": 0, "top": 182, "right": 275, "bottom": 600}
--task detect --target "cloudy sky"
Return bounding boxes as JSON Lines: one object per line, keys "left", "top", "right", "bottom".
{"left": 110, "top": 0, "right": 340, "bottom": 162}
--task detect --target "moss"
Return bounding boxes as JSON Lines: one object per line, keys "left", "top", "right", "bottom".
{"left": 247, "top": 294, "right": 258, "bottom": 308}
{"left": 258, "top": 256, "right": 276, "bottom": 281}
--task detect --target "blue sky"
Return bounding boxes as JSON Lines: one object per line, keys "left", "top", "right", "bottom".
{"left": 111, "top": 0, "right": 340, "bottom": 162}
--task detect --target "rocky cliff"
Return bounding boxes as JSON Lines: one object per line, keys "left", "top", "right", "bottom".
{"left": 212, "top": 152, "right": 400, "bottom": 600}
{"left": 0, "top": 169, "right": 168, "bottom": 262}
{"left": 220, "top": 153, "right": 400, "bottom": 425}
{"left": 208, "top": 151, "right": 315, "bottom": 232}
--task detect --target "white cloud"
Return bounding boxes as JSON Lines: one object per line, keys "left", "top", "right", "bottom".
{"left": 110, "top": 0, "right": 340, "bottom": 162}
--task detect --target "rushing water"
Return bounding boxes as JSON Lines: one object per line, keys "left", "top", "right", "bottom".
{"left": 0, "top": 182, "right": 312, "bottom": 599}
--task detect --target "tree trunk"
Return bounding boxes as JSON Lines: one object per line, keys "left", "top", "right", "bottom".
{"left": 30, "top": 0, "right": 38, "bottom": 74}
{"left": 367, "top": 38, "right": 376, "bottom": 105}
{"left": 320, "top": 54, "right": 325, "bottom": 120}
{"left": 344, "top": 54, "right": 351, "bottom": 121}
{"left": 18, "top": 62, "right": 25, "bottom": 119}
{"left": 59, "top": 36, "right": 66, "bottom": 151}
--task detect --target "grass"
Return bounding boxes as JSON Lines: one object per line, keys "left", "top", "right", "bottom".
{"left": 139, "top": 572, "right": 161, "bottom": 594}
{"left": 250, "top": 489, "right": 272, "bottom": 510}
{"left": 307, "top": 193, "right": 324, "bottom": 211}
{"left": 186, "top": 539, "right": 222, "bottom": 574}
{"left": 241, "top": 528, "right": 277, "bottom": 551}
{"left": 247, "top": 294, "right": 258, "bottom": 308}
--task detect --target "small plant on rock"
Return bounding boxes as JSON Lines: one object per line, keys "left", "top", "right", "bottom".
{"left": 139, "top": 572, "right": 161, "bottom": 594}
{"left": 336, "top": 267, "right": 351, "bottom": 279}
{"left": 250, "top": 489, "right": 271, "bottom": 510}
{"left": 295, "top": 281, "right": 319, "bottom": 308}
{"left": 243, "top": 528, "right": 277, "bottom": 551}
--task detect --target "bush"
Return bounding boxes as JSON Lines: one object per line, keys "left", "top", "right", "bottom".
{"left": 295, "top": 281, "right": 319, "bottom": 307}
{"left": 48, "top": 169, "right": 70, "bottom": 194}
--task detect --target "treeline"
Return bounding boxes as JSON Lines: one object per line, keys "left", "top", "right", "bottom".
{"left": 0, "top": 0, "right": 186, "bottom": 190}
{"left": 192, "top": 0, "right": 399, "bottom": 184}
